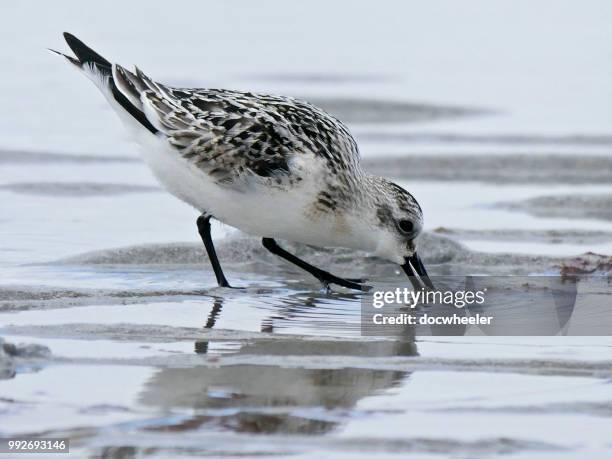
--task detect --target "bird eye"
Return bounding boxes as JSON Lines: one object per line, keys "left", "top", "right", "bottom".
{"left": 398, "top": 219, "right": 414, "bottom": 234}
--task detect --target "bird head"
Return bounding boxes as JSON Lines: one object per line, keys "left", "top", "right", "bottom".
{"left": 363, "top": 178, "right": 434, "bottom": 290}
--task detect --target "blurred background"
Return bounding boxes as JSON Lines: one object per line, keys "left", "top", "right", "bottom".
{"left": 1, "top": 1, "right": 612, "bottom": 457}
{"left": 2, "top": 0, "right": 612, "bottom": 262}
{"left": 2, "top": 0, "right": 611, "bottom": 155}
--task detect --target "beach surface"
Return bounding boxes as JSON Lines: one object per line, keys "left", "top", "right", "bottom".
{"left": 1, "top": 1, "right": 612, "bottom": 457}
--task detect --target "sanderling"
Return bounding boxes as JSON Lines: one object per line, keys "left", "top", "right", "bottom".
{"left": 52, "top": 33, "right": 434, "bottom": 291}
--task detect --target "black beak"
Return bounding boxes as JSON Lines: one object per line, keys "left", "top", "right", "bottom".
{"left": 401, "top": 252, "right": 435, "bottom": 291}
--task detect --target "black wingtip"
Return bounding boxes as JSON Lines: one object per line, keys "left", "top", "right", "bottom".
{"left": 62, "top": 32, "right": 111, "bottom": 68}
{"left": 58, "top": 32, "right": 159, "bottom": 136}
{"left": 47, "top": 47, "right": 80, "bottom": 66}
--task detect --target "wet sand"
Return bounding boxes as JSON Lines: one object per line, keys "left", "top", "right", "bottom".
{"left": 499, "top": 194, "right": 612, "bottom": 222}
{"left": 2, "top": 2, "right": 612, "bottom": 457}
{"left": 4, "top": 152, "right": 612, "bottom": 458}
{"left": 0, "top": 182, "right": 160, "bottom": 197}
{"left": 364, "top": 154, "right": 612, "bottom": 184}
{"left": 2, "top": 123, "right": 612, "bottom": 459}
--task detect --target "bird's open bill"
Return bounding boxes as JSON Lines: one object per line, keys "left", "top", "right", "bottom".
{"left": 402, "top": 252, "right": 435, "bottom": 291}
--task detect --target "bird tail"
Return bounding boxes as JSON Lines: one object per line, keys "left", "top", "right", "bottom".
{"left": 50, "top": 32, "right": 158, "bottom": 134}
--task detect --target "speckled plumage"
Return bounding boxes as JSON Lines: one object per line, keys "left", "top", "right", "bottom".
{"left": 55, "top": 33, "right": 428, "bottom": 268}
{"left": 114, "top": 64, "right": 363, "bottom": 200}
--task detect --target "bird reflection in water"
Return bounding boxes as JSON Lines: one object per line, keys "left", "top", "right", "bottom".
{"left": 137, "top": 293, "right": 417, "bottom": 436}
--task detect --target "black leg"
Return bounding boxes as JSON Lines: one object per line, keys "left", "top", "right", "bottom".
{"left": 197, "top": 214, "right": 231, "bottom": 288}
{"left": 262, "top": 238, "right": 369, "bottom": 291}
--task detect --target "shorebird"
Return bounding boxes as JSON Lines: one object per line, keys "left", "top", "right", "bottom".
{"left": 52, "top": 33, "right": 434, "bottom": 292}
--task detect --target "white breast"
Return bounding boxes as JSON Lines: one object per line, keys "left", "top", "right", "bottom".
{"left": 134, "top": 135, "right": 360, "bottom": 248}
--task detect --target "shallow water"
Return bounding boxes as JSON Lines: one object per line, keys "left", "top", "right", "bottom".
{"left": 2, "top": 1, "right": 612, "bottom": 458}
